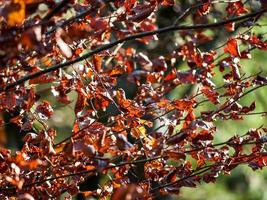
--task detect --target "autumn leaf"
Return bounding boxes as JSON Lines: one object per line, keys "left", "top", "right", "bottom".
{"left": 3, "top": 0, "right": 26, "bottom": 27}
{"left": 224, "top": 38, "right": 241, "bottom": 57}
{"left": 127, "top": 3, "right": 155, "bottom": 22}
{"left": 198, "top": 0, "right": 211, "bottom": 16}
{"left": 201, "top": 86, "right": 220, "bottom": 104}
{"left": 0, "top": 0, "right": 266, "bottom": 199}
{"left": 36, "top": 101, "right": 54, "bottom": 120}
{"left": 226, "top": 1, "right": 247, "bottom": 16}
{"left": 111, "top": 184, "right": 144, "bottom": 200}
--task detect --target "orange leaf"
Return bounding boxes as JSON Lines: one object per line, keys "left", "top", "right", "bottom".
{"left": 6, "top": 0, "right": 25, "bottom": 27}
{"left": 224, "top": 38, "right": 241, "bottom": 57}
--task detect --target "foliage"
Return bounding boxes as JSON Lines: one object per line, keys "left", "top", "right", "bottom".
{"left": 0, "top": 0, "right": 267, "bottom": 199}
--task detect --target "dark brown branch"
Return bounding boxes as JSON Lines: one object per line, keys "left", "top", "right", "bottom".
{"left": 45, "top": 7, "right": 94, "bottom": 35}
{"left": 150, "top": 152, "right": 263, "bottom": 192}
{"left": 54, "top": 72, "right": 264, "bottom": 147}
{"left": 42, "top": 0, "right": 71, "bottom": 21}
{"left": 2, "top": 9, "right": 266, "bottom": 92}
{"left": 183, "top": 132, "right": 265, "bottom": 154}
{"left": 1, "top": 128, "right": 266, "bottom": 192}
{"left": 0, "top": 168, "right": 96, "bottom": 192}
{"left": 207, "top": 84, "right": 267, "bottom": 118}
{"left": 0, "top": 156, "right": 162, "bottom": 192}
{"left": 166, "top": 83, "right": 267, "bottom": 142}
{"left": 150, "top": 165, "right": 213, "bottom": 192}
{"left": 239, "top": 111, "right": 267, "bottom": 116}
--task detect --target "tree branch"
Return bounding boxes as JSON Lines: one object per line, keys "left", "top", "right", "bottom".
{"left": 2, "top": 9, "right": 266, "bottom": 91}
{"left": 1, "top": 129, "right": 266, "bottom": 192}
{"left": 45, "top": 1, "right": 113, "bottom": 35}
{"left": 0, "top": 156, "right": 162, "bottom": 192}
{"left": 42, "top": 0, "right": 71, "bottom": 21}
{"left": 150, "top": 152, "right": 262, "bottom": 192}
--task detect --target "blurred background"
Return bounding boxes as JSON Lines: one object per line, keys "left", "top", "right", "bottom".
{"left": 1, "top": 0, "right": 267, "bottom": 199}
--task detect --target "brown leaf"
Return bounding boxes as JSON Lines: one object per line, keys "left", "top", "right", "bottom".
{"left": 201, "top": 86, "right": 220, "bottom": 104}
{"left": 111, "top": 184, "right": 144, "bottom": 200}
{"left": 128, "top": 3, "right": 155, "bottom": 22}
{"left": 109, "top": 65, "right": 127, "bottom": 77}
{"left": 29, "top": 74, "right": 56, "bottom": 85}
{"left": 166, "top": 131, "right": 188, "bottom": 145}
{"left": 75, "top": 89, "right": 87, "bottom": 114}
{"left": 226, "top": 1, "right": 247, "bottom": 16}
{"left": 93, "top": 55, "right": 103, "bottom": 72}
{"left": 198, "top": 0, "right": 211, "bottom": 16}
{"left": 36, "top": 101, "right": 54, "bottom": 120}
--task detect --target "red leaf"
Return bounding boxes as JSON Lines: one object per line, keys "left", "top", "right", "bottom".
{"left": 226, "top": 1, "right": 247, "bottom": 16}
{"left": 198, "top": 0, "right": 211, "bottom": 16}
{"left": 160, "top": 0, "right": 174, "bottom": 6}
{"left": 224, "top": 22, "right": 235, "bottom": 32}
{"left": 224, "top": 38, "right": 241, "bottom": 57}
{"left": 164, "top": 68, "right": 177, "bottom": 81}
{"left": 124, "top": 0, "right": 136, "bottom": 11}
{"left": 29, "top": 74, "right": 56, "bottom": 85}
{"left": 93, "top": 55, "right": 102, "bottom": 72}
{"left": 239, "top": 35, "right": 267, "bottom": 50}
{"left": 36, "top": 101, "right": 54, "bottom": 120}
{"left": 183, "top": 111, "right": 196, "bottom": 129}
{"left": 201, "top": 86, "right": 220, "bottom": 104}
{"left": 75, "top": 89, "right": 87, "bottom": 114}
{"left": 173, "top": 99, "right": 196, "bottom": 111}
{"left": 109, "top": 65, "right": 127, "bottom": 77}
